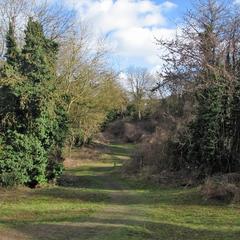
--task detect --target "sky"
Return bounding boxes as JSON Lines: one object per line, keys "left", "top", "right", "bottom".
{"left": 58, "top": 0, "right": 238, "bottom": 72}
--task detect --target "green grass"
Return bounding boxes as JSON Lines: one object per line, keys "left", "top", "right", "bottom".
{"left": 0, "top": 143, "right": 239, "bottom": 239}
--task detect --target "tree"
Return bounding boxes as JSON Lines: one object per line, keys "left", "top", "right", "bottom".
{"left": 5, "top": 20, "right": 19, "bottom": 68}
{"left": 0, "top": 18, "right": 68, "bottom": 187}
{"left": 56, "top": 31, "right": 126, "bottom": 148}
{"left": 156, "top": 0, "right": 240, "bottom": 175}
{"left": 0, "top": 0, "right": 75, "bottom": 57}
{"left": 126, "top": 67, "right": 154, "bottom": 120}
{"left": 0, "top": 18, "right": 21, "bottom": 133}
{"left": 20, "top": 17, "right": 68, "bottom": 185}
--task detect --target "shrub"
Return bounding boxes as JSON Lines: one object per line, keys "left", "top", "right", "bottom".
{"left": 47, "top": 146, "right": 64, "bottom": 181}
{"left": 201, "top": 174, "right": 240, "bottom": 203}
{"left": 125, "top": 139, "right": 182, "bottom": 174}
{"left": 0, "top": 132, "right": 47, "bottom": 187}
{"left": 123, "top": 93, "right": 194, "bottom": 179}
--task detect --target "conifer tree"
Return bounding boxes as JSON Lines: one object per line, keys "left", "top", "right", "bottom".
{"left": 0, "top": 19, "right": 21, "bottom": 132}
{"left": 19, "top": 17, "right": 68, "bottom": 186}
{"left": 0, "top": 18, "right": 68, "bottom": 187}
{"left": 5, "top": 19, "right": 19, "bottom": 69}
{"left": 0, "top": 20, "right": 36, "bottom": 186}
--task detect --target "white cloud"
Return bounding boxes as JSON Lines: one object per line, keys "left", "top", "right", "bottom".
{"left": 161, "top": 1, "right": 178, "bottom": 9}
{"left": 111, "top": 26, "right": 175, "bottom": 64}
{"left": 63, "top": 0, "right": 177, "bottom": 69}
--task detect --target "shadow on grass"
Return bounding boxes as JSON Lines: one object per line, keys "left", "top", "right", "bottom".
{"left": 67, "top": 166, "right": 115, "bottom": 175}
{"left": 53, "top": 164, "right": 224, "bottom": 207}
{"left": 36, "top": 187, "right": 225, "bottom": 207}
{"left": 95, "top": 142, "right": 135, "bottom": 158}
{"left": 8, "top": 221, "right": 151, "bottom": 240}
{"left": 57, "top": 168, "right": 125, "bottom": 191}
{"left": 5, "top": 217, "right": 240, "bottom": 240}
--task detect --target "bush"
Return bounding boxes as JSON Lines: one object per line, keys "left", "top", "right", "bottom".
{"left": 33, "top": 109, "right": 68, "bottom": 182}
{"left": 125, "top": 140, "right": 182, "bottom": 174}
{"left": 47, "top": 146, "right": 64, "bottom": 181}
{"left": 0, "top": 172, "right": 20, "bottom": 187}
{"left": 101, "top": 109, "right": 122, "bottom": 130}
{"left": 0, "top": 115, "right": 67, "bottom": 187}
{"left": 0, "top": 132, "right": 48, "bottom": 187}
{"left": 201, "top": 174, "right": 240, "bottom": 203}
{"left": 123, "top": 93, "right": 194, "bottom": 180}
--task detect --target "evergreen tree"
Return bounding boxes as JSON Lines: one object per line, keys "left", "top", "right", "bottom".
{"left": 19, "top": 17, "right": 68, "bottom": 186}
{"left": 0, "top": 18, "right": 68, "bottom": 187}
{"left": 0, "top": 19, "right": 21, "bottom": 132}
{"left": 5, "top": 19, "right": 19, "bottom": 69}
{"left": 0, "top": 20, "right": 33, "bottom": 187}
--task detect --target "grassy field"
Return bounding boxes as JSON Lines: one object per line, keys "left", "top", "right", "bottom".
{"left": 0, "top": 143, "right": 239, "bottom": 240}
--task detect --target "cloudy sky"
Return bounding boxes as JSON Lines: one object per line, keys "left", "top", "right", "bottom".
{"left": 59, "top": 0, "right": 238, "bottom": 72}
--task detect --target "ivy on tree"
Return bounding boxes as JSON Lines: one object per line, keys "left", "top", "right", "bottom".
{"left": 0, "top": 18, "right": 68, "bottom": 187}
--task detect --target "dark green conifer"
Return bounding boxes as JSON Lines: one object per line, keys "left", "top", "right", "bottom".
{"left": 0, "top": 18, "right": 68, "bottom": 187}
{"left": 5, "top": 19, "right": 19, "bottom": 69}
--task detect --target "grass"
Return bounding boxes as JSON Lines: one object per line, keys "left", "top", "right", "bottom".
{"left": 0, "top": 143, "right": 239, "bottom": 239}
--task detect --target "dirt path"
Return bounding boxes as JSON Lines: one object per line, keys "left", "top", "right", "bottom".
{"left": 53, "top": 143, "right": 154, "bottom": 240}
{"left": 81, "top": 176, "right": 148, "bottom": 239}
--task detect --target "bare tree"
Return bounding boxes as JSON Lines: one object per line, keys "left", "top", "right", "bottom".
{"left": 0, "top": 0, "right": 30, "bottom": 56}
{"left": 0, "top": 0, "right": 75, "bottom": 57}
{"left": 155, "top": 0, "right": 240, "bottom": 95}
{"left": 33, "top": 1, "right": 75, "bottom": 40}
{"left": 126, "top": 67, "right": 154, "bottom": 120}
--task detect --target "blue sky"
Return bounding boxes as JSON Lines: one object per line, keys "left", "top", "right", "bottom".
{"left": 58, "top": 0, "right": 237, "bottom": 72}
